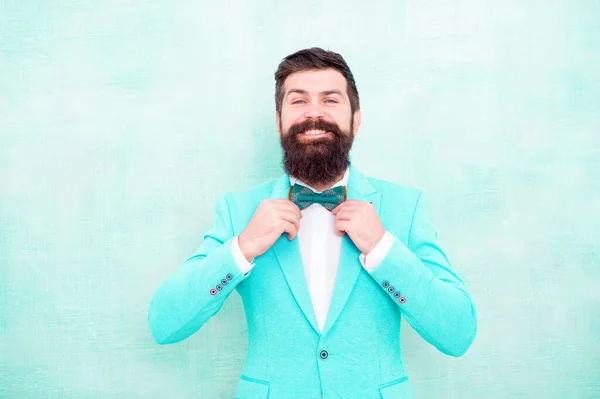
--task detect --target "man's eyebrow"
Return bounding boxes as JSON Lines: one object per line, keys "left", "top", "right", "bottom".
{"left": 285, "top": 89, "right": 344, "bottom": 97}
{"left": 321, "top": 90, "right": 343, "bottom": 96}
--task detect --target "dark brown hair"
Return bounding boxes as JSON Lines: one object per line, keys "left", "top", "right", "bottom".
{"left": 274, "top": 47, "right": 360, "bottom": 115}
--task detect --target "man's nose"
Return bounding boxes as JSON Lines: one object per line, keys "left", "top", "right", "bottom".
{"left": 304, "top": 101, "right": 324, "bottom": 119}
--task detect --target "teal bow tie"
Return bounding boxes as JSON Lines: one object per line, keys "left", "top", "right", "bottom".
{"left": 288, "top": 183, "right": 347, "bottom": 211}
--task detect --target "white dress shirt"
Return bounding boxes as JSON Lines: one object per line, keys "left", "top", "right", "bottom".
{"left": 231, "top": 166, "right": 395, "bottom": 332}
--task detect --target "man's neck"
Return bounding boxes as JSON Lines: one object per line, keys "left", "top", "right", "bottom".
{"left": 311, "top": 180, "right": 342, "bottom": 193}
{"left": 300, "top": 171, "right": 346, "bottom": 193}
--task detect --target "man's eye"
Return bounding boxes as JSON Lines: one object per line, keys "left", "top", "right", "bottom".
{"left": 292, "top": 100, "right": 305, "bottom": 104}
{"left": 326, "top": 99, "right": 338, "bottom": 103}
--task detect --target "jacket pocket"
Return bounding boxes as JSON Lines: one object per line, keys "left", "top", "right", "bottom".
{"left": 379, "top": 376, "right": 414, "bottom": 399}
{"left": 235, "top": 375, "right": 270, "bottom": 399}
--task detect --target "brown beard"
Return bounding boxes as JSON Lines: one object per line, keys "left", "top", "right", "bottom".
{"left": 279, "top": 116, "right": 355, "bottom": 188}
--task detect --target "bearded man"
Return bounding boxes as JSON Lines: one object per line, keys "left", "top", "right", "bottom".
{"left": 148, "top": 47, "right": 477, "bottom": 399}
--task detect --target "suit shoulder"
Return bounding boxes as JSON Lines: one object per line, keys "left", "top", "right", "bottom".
{"left": 220, "top": 178, "right": 278, "bottom": 205}
{"left": 366, "top": 176, "right": 423, "bottom": 201}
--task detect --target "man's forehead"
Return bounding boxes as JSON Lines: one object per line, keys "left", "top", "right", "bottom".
{"left": 284, "top": 69, "right": 347, "bottom": 96}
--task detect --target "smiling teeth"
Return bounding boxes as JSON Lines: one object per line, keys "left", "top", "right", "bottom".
{"left": 304, "top": 130, "right": 326, "bottom": 135}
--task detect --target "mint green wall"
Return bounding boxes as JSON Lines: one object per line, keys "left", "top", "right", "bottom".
{"left": 1, "top": 1, "right": 598, "bottom": 398}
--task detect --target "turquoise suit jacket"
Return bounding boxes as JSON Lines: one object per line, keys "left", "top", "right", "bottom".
{"left": 148, "top": 164, "right": 477, "bottom": 399}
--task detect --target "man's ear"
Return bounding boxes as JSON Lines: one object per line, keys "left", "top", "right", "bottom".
{"left": 352, "top": 109, "right": 362, "bottom": 136}
{"left": 276, "top": 111, "right": 281, "bottom": 137}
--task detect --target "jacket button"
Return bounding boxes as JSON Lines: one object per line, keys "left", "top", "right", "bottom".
{"left": 393, "top": 292, "right": 401, "bottom": 298}
{"left": 319, "top": 350, "right": 329, "bottom": 360}
{"left": 399, "top": 296, "right": 406, "bottom": 304}
{"left": 387, "top": 286, "right": 395, "bottom": 293}
{"left": 216, "top": 284, "right": 223, "bottom": 291}
{"left": 226, "top": 273, "right": 233, "bottom": 280}
{"left": 221, "top": 278, "right": 228, "bottom": 285}
{"left": 382, "top": 281, "right": 389, "bottom": 288}
{"left": 210, "top": 288, "right": 217, "bottom": 296}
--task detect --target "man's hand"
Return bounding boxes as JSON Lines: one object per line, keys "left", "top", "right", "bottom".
{"left": 331, "top": 200, "right": 386, "bottom": 255}
{"left": 239, "top": 199, "right": 303, "bottom": 262}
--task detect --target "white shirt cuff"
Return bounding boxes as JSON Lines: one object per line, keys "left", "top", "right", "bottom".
{"left": 360, "top": 231, "right": 395, "bottom": 272}
{"left": 232, "top": 235, "right": 255, "bottom": 274}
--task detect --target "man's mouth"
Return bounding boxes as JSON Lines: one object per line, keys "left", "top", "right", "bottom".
{"left": 300, "top": 129, "right": 331, "bottom": 137}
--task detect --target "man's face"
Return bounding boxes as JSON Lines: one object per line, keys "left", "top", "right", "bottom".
{"left": 277, "top": 68, "right": 361, "bottom": 188}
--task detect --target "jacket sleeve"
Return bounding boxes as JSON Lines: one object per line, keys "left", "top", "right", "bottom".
{"left": 148, "top": 193, "right": 251, "bottom": 345}
{"left": 365, "top": 190, "right": 477, "bottom": 356}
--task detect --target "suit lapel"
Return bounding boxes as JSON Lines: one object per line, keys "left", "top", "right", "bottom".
{"left": 321, "top": 167, "right": 381, "bottom": 337}
{"left": 269, "top": 164, "right": 382, "bottom": 337}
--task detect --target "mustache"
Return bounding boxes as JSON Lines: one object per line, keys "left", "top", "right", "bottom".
{"left": 287, "top": 119, "right": 342, "bottom": 137}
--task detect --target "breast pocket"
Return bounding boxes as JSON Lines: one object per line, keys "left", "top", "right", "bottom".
{"left": 235, "top": 375, "right": 270, "bottom": 399}
{"left": 379, "top": 376, "right": 414, "bottom": 399}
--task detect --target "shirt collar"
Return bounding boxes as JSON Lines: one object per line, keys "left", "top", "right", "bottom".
{"left": 289, "top": 166, "right": 350, "bottom": 194}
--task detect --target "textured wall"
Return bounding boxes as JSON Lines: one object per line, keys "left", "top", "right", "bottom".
{"left": 1, "top": 1, "right": 599, "bottom": 398}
